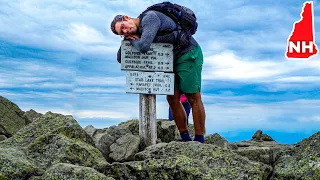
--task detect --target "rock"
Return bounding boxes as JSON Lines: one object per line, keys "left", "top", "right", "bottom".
{"left": 156, "top": 120, "right": 177, "bottom": 142}
{"left": 274, "top": 131, "right": 320, "bottom": 180}
{"left": 252, "top": 130, "right": 274, "bottom": 141}
{"left": 118, "top": 119, "right": 139, "bottom": 135}
{"left": 91, "top": 128, "right": 108, "bottom": 144}
{"left": 0, "top": 125, "right": 6, "bottom": 135}
{"left": 157, "top": 119, "right": 195, "bottom": 142}
{"left": 26, "top": 133, "right": 108, "bottom": 173}
{"left": 109, "top": 134, "right": 140, "bottom": 162}
{"left": 84, "top": 125, "right": 97, "bottom": 137}
{"left": 2, "top": 111, "right": 94, "bottom": 147}
{"left": 28, "top": 176, "right": 42, "bottom": 180}
{"left": 205, "top": 133, "right": 235, "bottom": 150}
{"left": 0, "top": 135, "right": 7, "bottom": 141}
{"left": 0, "top": 147, "right": 38, "bottom": 179}
{"left": 24, "top": 109, "right": 43, "bottom": 122}
{"left": 231, "top": 140, "right": 291, "bottom": 165}
{"left": 96, "top": 125, "right": 132, "bottom": 161}
{"left": 41, "top": 163, "right": 110, "bottom": 180}
{"left": 0, "top": 96, "right": 30, "bottom": 137}
{"left": 104, "top": 141, "right": 273, "bottom": 179}
{"left": 1, "top": 112, "right": 108, "bottom": 173}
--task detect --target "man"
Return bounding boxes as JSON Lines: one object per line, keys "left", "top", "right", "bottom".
{"left": 110, "top": 8, "right": 206, "bottom": 143}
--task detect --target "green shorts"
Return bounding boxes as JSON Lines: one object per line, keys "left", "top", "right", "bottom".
{"left": 174, "top": 45, "right": 203, "bottom": 93}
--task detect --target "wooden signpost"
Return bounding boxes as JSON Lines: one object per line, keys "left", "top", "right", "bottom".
{"left": 121, "top": 40, "right": 174, "bottom": 147}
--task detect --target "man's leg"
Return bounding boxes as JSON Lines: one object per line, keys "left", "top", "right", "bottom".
{"left": 167, "top": 90, "right": 191, "bottom": 141}
{"left": 173, "top": 45, "right": 204, "bottom": 141}
{"left": 186, "top": 91, "right": 206, "bottom": 142}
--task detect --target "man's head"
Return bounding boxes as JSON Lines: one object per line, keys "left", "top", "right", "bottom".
{"left": 110, "top": 15, "right": 138, "bottom": 36}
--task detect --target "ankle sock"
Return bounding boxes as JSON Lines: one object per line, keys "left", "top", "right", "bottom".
{"left": 180, "top": 131, "right": 192, "bottom": 142}
{"left": 194, "top": 135, "right": 204, "bottom": 143}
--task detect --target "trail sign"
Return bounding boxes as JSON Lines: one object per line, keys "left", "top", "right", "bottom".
{"left": 120, "top": 41, "right": 175, "bottom": 147}
{"left": 126, "top": 71, "right": 174, "bottom": 95}
{"left": 121, "top": 40, "right": 174, "bottom": 72}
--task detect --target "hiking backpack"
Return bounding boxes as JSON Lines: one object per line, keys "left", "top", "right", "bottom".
{"left": 140, "top": 2, "right": 198, "bottom": 48}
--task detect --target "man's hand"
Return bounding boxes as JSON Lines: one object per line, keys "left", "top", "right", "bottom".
{"left": 125, "top": 34, "right": 140, "bottom": 40}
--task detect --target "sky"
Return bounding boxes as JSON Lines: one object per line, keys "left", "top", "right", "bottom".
{"left": 0, "top": 0, "right": 319, "bottom": 145}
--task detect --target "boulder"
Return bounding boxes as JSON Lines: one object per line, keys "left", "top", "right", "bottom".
{"left": 231, "top": 140, "right": 291, "bottom": 165}
{"left": 109, "top": 134, "right": 140, "bottom": 162}
{"left": 41, "top": 163, "right": 112, "bottom": 180}
{"left": 0, "top": 112, "right": 108, "bottom": 173}
{"left": 0, "top": 96, "right": 30, "bottom": 137}
{"left": 157, "top": 119, "right": 195, "bottom": 142}
{"left": 104, "top": 141, "right": 273, "bottom": 179}
{"left": 252, "top": 130, "right": 274, "bottom": 142}
{"left": 2, "top": 111, "right": 94, "bottom": 147}
{"left": 85, "top": 121, "right": 141, "bottom": 161}
{"left": 205, "top": 133, "right": 236, "bottom": 150}
{"left": 118, "top": 119, "right": 139, "bottom": 135}
{"left": 0, "top": 147, "right": 38, "bottom": 179}
{"left": 274, "top": 131, "right": 320, "bottom": 180}
{"left": 0, "top": 135, "right": 7, "bottom": 141}
{"left": 96, "top": 125, "right": 132, "bottom": 161}
{"left": 24, "top": 109, "right": 43, "bottom": 122}
{"left": 84, "top": 125, "right": 97, "bottom": 137}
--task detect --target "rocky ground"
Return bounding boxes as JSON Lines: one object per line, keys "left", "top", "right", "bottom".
{"left": 0, "top": 96, "right": 319, "bottom": 180}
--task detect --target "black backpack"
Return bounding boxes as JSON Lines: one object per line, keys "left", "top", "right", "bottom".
{"left": 140, "top": 2, "right": 198, "bottom": 48}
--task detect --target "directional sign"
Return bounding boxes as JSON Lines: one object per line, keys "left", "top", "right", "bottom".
{"left": 126, "top": 71, "right": 174, "bottom": 95}
{"left": 121, "top": 40, "right": 174, "bottom": 72}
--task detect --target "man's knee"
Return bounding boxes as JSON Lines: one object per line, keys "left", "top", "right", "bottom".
{"left": 186, "top": 91, "right": 202, "bottom": 105}
{"left": 166, "top": 96, "right": 179, "bottom": 105}
{"left": 166, "top": 95, "right": 174, "bottom": 104}
{"left": 167, "top": 91, "right": 181, "bottom": 104}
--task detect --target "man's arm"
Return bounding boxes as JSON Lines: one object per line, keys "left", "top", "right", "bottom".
{"left": 129, "top": 11, "right": 161, "bottom": 53}
{"left": 117, "top": 47, "right": 121, "bottom": 63}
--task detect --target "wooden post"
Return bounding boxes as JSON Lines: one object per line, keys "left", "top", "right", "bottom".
{"left": 139, "top": 94, "right": 157, "bottom": 147}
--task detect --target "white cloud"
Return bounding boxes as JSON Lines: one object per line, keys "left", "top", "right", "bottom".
{"left": 0, "top": 59, "right": 74, "bottom": 89}
{"left": 75, "top": 76, "right": 125, "bottom": 86}
{"left": 275, "top": 76, "right": 320, "bottom": 83}
{"left": 298, "top": 115, "right": 320, "bottom": 122}
{"left": 74, "top": 110, "right": 131, "bottom": 119}
{"left": 204, "top": 99, "right": 320, "bottom": 132}
{"left": 66, "top": 23, "right": 107, "bottom": 44}
{"left": 203, "top": 51, "right": 320, "bottom": 83}
{"left": 73, "top": 88, "right": 124, "bottom": 93}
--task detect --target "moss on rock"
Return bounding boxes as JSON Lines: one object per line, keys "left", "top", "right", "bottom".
{"left": 274, "top": 132, "right": 320, "bottom": 179}
{"left": 0, "top": 147, "right": 38, "bottom": 179}
{"left": 0, "top": 96, "right": 29, "bottom": 137}
{"left": 41, "top": 163, "right": 110, "bottom": 180}
{"left": 105, "top": 141, "right": 272, "bottom": 179}
{"left": 0, "top": 112, "right": 108, "bottom": 175}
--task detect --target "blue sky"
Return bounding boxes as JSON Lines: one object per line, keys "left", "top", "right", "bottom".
{"left": 1, "top": 0, "right": 319, "bottom": 144}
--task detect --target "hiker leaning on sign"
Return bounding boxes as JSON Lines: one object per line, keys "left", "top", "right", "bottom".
{"left": 110, "top": 2, "right": 206, "bottom": 143}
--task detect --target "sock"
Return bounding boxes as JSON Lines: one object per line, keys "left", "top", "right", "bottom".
{"left": 180, "top": 131, "right": 192, "bottom": 142}
{"left": 194, "top": 135, "right": 204, "bottom": 143}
